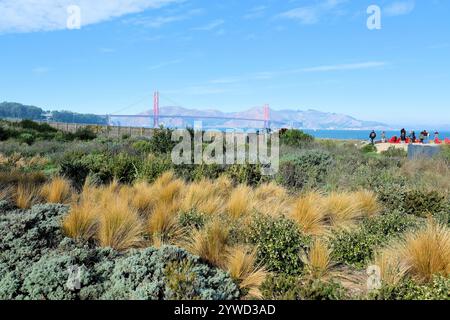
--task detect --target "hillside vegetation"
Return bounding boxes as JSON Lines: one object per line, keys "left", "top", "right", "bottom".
{"left": 0, "top": 120, "right": 449, "bottom": 300}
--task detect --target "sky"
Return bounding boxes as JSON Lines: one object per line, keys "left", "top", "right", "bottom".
{"left": 0, "top": 0, "right": 449, "bottom": 127}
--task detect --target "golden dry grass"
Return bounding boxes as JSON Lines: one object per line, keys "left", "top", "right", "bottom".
{"left": 97, "top": 195, "right": 143, "bottom": 251}
{"left": 129, "top": 181, "right": 156, "bottom": 215}
{"left": 322, "top": 192, "right": 362, "bottom": 230}
{"left": 186, "top": 219, "right": 229, "bottom": 267}
{"left": 375, "top": 221, "right": 450, "bottom": 283}
{"left": 40, "top": 177, "right": 73, "bottom": 204}
{"left": 301, "top": 239, "right": 334, "bottom": 280}
{"left": 63, "top": 199, "right": 98, "bottom": 240}
{"left": 226, "top": 185, "right": 254, "bottom": 219}
{"left": 289, "top": 192, "right": 327, "bottom": 236}
{"left": 181, "top": 179, "right": 226, "bottom": 215}
{"left": 353, "top": 190, "right": 381, "bottom": 217}
{"left": 148, "top": 203, "right": 185, "bottom": 246}
{"left": 15, "top": 183, "right": 40, "bottom": 209}
{"left": 226, "top": 246, "right": 268, "bottom": 299}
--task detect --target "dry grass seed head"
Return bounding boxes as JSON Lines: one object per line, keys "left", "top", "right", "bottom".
{"left": 40, "top": 177, "right": 73, "bottom": 204}
{"left": 289, "top": 192, "right": 328, "bottom": 236}
{"left": 226, "top": 246, "right": 268, "bottom": 300}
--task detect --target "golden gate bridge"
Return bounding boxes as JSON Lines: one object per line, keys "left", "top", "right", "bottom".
{"left": 106, "top": 91, "right": 274, "bottom": 129}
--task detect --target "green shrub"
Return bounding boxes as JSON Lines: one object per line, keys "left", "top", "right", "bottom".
{"left": 0, "top": 126, "right": 10, "bottom": 141}
{"left": 382, "top": 146, "right": 407, "bottom": 158}
{"left": 137, "top": 155, "right": 173, "bottom": 183}
{"left": 371, "top": 276, "right": 450, "bottom": 300}
{"left": 73, "top": 127, "right": 97, "bottom": 141}
{"left": 331, "top": 212, "right": 418, "bottom": 267}
{"left": 403, "top": 190, "right": 447, "bottom": 218}
{"left": 19, "top": 133, "right": 35, "bottom": 145}
{"left": 299, "top": 279, "right": 349, "bottom": 300}
{"left": 109, "top": 153, "right": 140, "bottom": 184}
{"left": 361, "top": 144, "right": 377, "bottom": 154}
{"left": 261, "top": 275, "right": 348, "bottom": 300}
{"left": 277, "top": 150, "right": 333, "bottom": 190}
{"left": 225, "top": 163, "right": 266, "bottom": 186}
{"left": 261, "top": 274, "right": 302, "bottom": 300}
{"left": 280, "top": 129, "right": 314, "bottom": 146}
{"left": 58, "top": 152, "right": 91, "bottom": 189}
{"left": 248, "top": 215, "right": 310, "bottom": 275}
{"left": 18, "top": 120, "right": 57, "bottom": 133}
{"left": 178, "top": 210, "right": 206, "bottom": 230}
{"left": 374, "top": 182, "right": 409, "bottom": 212}
{"left": 132, "top": 140, "right": 153, "bottom": 154}
{"left": 148, "top": 127, "right": 175, "bottom": 154}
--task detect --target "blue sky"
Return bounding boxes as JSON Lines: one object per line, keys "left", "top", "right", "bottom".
{"left": 0, "top": 0, "right": 449, "bottom": 127}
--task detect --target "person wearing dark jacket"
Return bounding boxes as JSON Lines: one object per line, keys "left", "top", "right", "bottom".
{"left": 369, "top": 130, "right": 377, "bottom": 144}
{"left": 400, "top": 128, "right": 407, "bottom": 142}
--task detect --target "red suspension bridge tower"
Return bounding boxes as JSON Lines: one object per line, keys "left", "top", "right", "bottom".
{"left": 263, "top": 104, "right": 270, "bottom": 129}
{"left": 153, "top": 91, "right": 160, "bottom": 128}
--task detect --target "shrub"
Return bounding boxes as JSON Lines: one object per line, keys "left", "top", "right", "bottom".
{"left": 382, "top": 146, "right": 407, "bottom": 158}
{"left": 132, "top": 140, "right": 153, "bottom": 154}
{"left": 73, "top": 127, "right": 97, "bottom": 141}
{"left": 371, "top": 276, "right": 450, "bottom": 300}
{"left": 102, "top": 246, "right": 239, "bottom": 300}
{"left": 280, "top": 129, "right": 314, "bottom": 146}
{"left": 0, "top": 126, "right": 10, "bottom": 141}
{"left": 403, "top": 190, "right": 447, "bottom": 218}
{"left": 19, "top": 133, "right": 35, "bottom": 145}
{"left": 277, "top": 150, "right": 333, "bottom": 190}
{"left": 261, "top": 275, "right": 348, "bottom": 300}
{"left": 178, "top": 210, "right": 206, "bottom": 230}
{"left": 361, "top": 144, "right": 377, "bottom": 154}
{"left": 18, "top": 120, "right": 57, "bottom": 133}
{"left": 148, "top": 127, "right": 175, "bottom": 154}
{"left": 58, "top": 152, "right": 91, "bottom": 189}
{"left": 331, "top": 212, "right": 417, "bottom": 267}
{"left": 248, "top": 214, "right": 310, "bottom": 275}
{"left": 0, "top": 204, "right": 240, "bottom": 300}
{"left": 137, "top": 155, "right": 173, "bottom": 183}
{"left": 225, "top": 163, "right": 266, "bottom": 186}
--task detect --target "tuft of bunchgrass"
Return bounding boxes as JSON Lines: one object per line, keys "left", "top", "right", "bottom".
{"left": 301, "top": 239, "right": 334, "bottom": 280}
{"left": 225, "top": 246, "right": 268, "bottom": 299}
{"left": 375, "top": 220, "right": 450, "bottom": 284}
{"left": 40, "top": 177, "right": 73, "bottom": 204}
{"left": 289, "top": 192, "right": 327, "bottom": 236}
{"left": 186, "top": 219, "right": 229, "bottom": 267}
{"left": 226, "top": 185, "right": 254, "bottom": 219}
{"left": 15, "top": 183, "right": 40, "bottom": 209}
{"left": 97, "top": 195, "right": 143, "bottom": 251}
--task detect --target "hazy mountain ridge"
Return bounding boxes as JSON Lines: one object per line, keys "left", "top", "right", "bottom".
{"left": 151, "top": 106, "right": 389, "bottom": 130}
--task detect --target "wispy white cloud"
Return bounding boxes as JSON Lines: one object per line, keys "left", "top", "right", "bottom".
{"left": 129, "top": 8, "right": 203, "bottom": 28}
{"left": 243, "top": 5, "right": 268, "bottom": 20}
{"left": 148, "top": 59, "right": 183, "bottom": 70}
{"left": 209, "top": 61, "right": 387, "bottom": 84}
{"left": 278, "top": 0, "right": 348, "bottom": 24}
{"left": 299, "top": 61, "right": 387, "bottom": 72}
{"left": 192, "top": 19, "right": 224, "bottom": 31}
{"left": 384, "top": 1, "right": 415, "bottom": 16}
{"left": 0, "top": 0, "right": 181, "bottom": 33}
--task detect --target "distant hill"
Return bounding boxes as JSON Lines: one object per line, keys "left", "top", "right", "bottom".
{"left": 0, "top": 102, "right": 108, "bottom": 125}
{"left": 1, "top": 101, "right": 390, "bottom": 129}
{"left": 132, "top": 106, "right": 389, "bottom": 130}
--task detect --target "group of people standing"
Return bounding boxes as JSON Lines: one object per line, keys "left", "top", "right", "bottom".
{"left": 369, "top": 129, "right": 442, "bottom": 145}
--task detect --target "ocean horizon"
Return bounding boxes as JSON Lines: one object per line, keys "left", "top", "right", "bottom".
{"left": 302, "top": 129, "right": 450, "bottom": 141}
